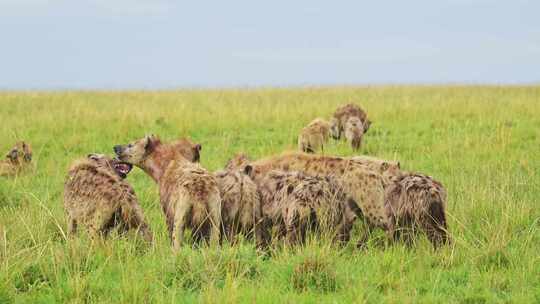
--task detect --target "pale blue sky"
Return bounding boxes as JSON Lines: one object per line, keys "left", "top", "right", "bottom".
{"left": 1, "top": 0, "right": 539, "bottom": 89}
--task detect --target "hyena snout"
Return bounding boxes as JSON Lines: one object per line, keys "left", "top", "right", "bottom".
{"left": 113, "top": 145, "right": 123, "bottom": 155}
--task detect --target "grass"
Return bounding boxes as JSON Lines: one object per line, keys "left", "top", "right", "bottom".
{"left": 0, "top": 85, "right": 539, "bottom": 303}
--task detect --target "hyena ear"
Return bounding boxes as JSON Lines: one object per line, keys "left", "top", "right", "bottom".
{"left": 193, "top": 144, "right": 201, "bottom": 162}
{"left": 144, "top": 134, "right": 159, "bottom": 152}
{"left": 381, "top": 162, "right": 390, "bottom": 171}
{"left": 7, "top": 150, "right": 17, "bottom": 160}
{"left": 396, "top": 161, "right": 401, "bottom": 169}
{"left": 22, "top": 142, "right": 32, "bottom": 161}
{"left": 87, "top": 154, "right": 100, "bottom": 161}
{"left": 364, "top": 120, "right": 372, "bottom": 132}
{"left": 243, "top": 165, "right": 253, "bottom": 177}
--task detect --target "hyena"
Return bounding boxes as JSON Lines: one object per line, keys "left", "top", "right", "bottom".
{"left": 64, "top": 154, "right": 152, "bottom": 242}
{"left": 227, "top": 152, "right": 394, "bottom": 245}
{"left": 0, "top": 141, "right": 32, "bottom": 177}
{"left": 351, "top": 155, "right": 449, "bottom": 247}
{"left": 214, "top": 165, "right": 263, "bottom": 247}
{"left": 329, "top": 103, "right": 371, "bottom": 139}
{"left": 344, "top": 116, "right": 365, "bottom": 151}
{"left": 253, "top": 169, "right": 357, "bottom": 245}
{"left": 114, "top": 135, "right": 221, "bottom": 250}
{"left": 298, "top": 118, "right": 331, "bottom": 153}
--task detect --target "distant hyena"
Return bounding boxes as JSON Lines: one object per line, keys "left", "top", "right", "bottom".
{"left": 330, "top": 103, "right": 371, "bottom": 139}
{"left": 351, "top": 155, "right": 449, "bottom": 247}
{"left": 215, "top": 165, "right": 263, "bottom": 247}
{"left": 298, "top": 118, "right": 331, "bottom": 153}
{"left": 0, "top": 141, "right": 32, "bottom": 177}
{"left": 253, "top": 169, "right": 356, "bottom": 245}
{"left": 64, "top": 154, "right": 152, "bottom": 242}
{"left": 344, "top": 117, "right": 365, "bottom": 151}
{"left": 114, "top": 135, "right": 221, "bottom": 250}
{"left": 227, "top": 152, "right": 394, "bottom": 244}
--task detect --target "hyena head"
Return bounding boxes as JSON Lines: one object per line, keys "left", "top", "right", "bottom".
{"left": 344, "top": 117, "right": 365, "bottom": 150}
{"left": 329, "top": 117, "right": 340, "bottom": 140}
{"left": 6, "top": 141, "right": 32, "bottom": 165}
{"left": 114, "top": 134, "right": 160, "bottom": 167}
{"left": 87, "top": 153, "right": 133, "bottom": 179}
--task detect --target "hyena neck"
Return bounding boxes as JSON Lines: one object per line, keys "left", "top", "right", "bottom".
{"left": 139, "top": 143, "right": 189, "bottom": 182}
{"left": 140, "top": 155, "right": 167, "bottom": 183}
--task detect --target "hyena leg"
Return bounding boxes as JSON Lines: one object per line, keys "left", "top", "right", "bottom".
{"left": 208, "top": 195, "right": 222, "bottom": 246}
{"left": 173, "top": 199, "right": 192, "bottom": 251}
{"left": 121, "top": 203, "right": 153, "bottom": 243}
{"left": 253, "top": 216, "right": 265, "bottom": 250}
{"left": 284, "top": 208, "right": 300, "bottom": 246}
{"left": 67, "top": 218, "right": 78, "bottom": 236}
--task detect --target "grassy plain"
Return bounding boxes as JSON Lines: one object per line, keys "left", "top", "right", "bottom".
{"left": 0, "top": 86, "right": 539, "bottom": 303}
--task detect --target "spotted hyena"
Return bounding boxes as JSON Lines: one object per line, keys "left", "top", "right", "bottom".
{"left": 330, "top": 103, "right": 371, "bottom": 139}
{"left": 351, "top": 155, "right": 449, "bottom": 247}
{"left": 114, "top": 135, "right": 221, "bottom": 250}
{"left": 227, "top": 152, "right": 393, "bottom": 245}
{"left": 344, "top": 117, "right": 365, "bottom": 151}
{"left": 0, "top": 141, "right": 32, "bottom": 177}
{"left": 64, "top": 154, "right": 152, "bottom": 242}
{"left": 298, "top": 118, "right": 331, "bottom": 153}
{"left": 214, "top": 165, "right": 263, "bottom": 247}
{"left": 253, "top": 169, "right": 356, "bottom": 245}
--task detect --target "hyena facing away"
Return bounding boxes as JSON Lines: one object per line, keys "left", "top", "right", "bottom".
{"left": 253, "top": 169, "right": 357, "bottom": 245}
{"left": 215, "top": 166, "right": 263, "bottom": 247}
{"left": 351, "top": 155, "right": 449, "bottom": 247}
{"left": 298, "top": 118, "right": 331, "bottom": 153}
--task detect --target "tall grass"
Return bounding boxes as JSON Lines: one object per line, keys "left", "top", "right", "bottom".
{"left": 0, "top": 86, "right": 539, "bottom": 303}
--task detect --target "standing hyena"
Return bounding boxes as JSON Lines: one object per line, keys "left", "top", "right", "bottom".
{"left": 227, "top": 152, "right": 394, "bottom": 245}
{"left": 329, "top": 103, "right": 371, "bottom": 140}
{"left": 351, "top": 155, "right": 449, "bottom": 247}
{"left": 114, "top": 135, "right": 221, "bottom": 250}
{"left": 344, "top": 117, "right": 365, "bottom": 151}
{"left": 0, "top": 141, "right": 32, "bottom": 177}
{"left": 253, "top": 169, "right": 357, "bottom": 246}
{"left": 298, "top": 118, "right": 331, "bottom": 153}
{"left": 214, "top": 166, "right": 263, "bottom": 247}
{"left": 64, "top": 154, "right": 153, "bottom": 242}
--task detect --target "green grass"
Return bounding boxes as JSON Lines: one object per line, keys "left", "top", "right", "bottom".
{"left": 0, "top": 86, "right": 539, "bottom": 303}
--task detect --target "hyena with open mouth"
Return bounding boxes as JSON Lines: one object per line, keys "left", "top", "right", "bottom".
{"left": 64, "top": 154, "right": 152, "bottom": 242}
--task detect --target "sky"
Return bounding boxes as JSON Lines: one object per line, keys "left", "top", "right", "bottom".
{"left": 0, "top": 0, "right": 539, "bottom": 90}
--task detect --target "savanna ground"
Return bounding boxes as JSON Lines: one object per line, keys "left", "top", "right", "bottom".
{"left": 0, "top": 86, "right": 539, "bottom": 303}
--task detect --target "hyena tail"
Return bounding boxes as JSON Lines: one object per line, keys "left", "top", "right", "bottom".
{"left": 425, "top": 192, "right": 449, "bottom": 248}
